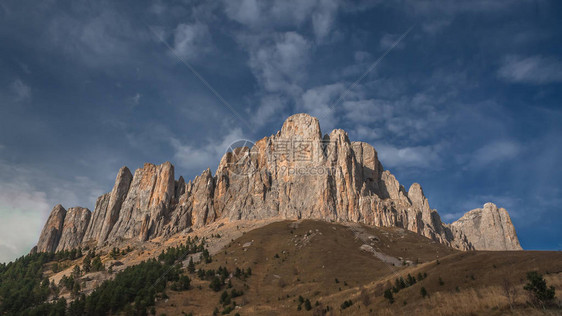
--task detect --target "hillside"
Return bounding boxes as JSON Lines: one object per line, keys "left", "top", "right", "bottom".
{"left": 149, "top": 220, "right": 560, "bottom": 315}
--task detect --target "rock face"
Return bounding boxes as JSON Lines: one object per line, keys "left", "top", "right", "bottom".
{"left": 35, "top": 113, "right": 522, "bottom": 252}
{"left": 83, "top": 166, "right": 133, "bottom": 246}
{"left": 449, "top": 203, "right": 522, "bottom": 250}
{"left": 56, "top": 207, "right": 91, "bottom": 252}
{"left": 36, "top": 204, "right": 66, "bottom": 253}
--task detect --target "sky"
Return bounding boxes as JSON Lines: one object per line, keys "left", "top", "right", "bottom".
{"left": 1, "top": 0, "right": 561, "bottom": 263}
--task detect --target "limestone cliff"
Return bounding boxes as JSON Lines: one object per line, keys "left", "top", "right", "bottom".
{"left": 449, "top": 203, "right": 522, "bottom": 250}
{"left": 35, "top": 113, "right": 522, "bottom": 252}
{"left": 36, "top": 204, "right": 66, "bottom": 253}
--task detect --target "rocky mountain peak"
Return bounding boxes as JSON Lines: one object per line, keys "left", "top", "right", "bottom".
{"left": 35, "top": 113, "right": 522, "bottom": 252}
{"left": 36, "top": 204, "right": 66, "bottom": 253}
{"left": 450, "top": 202, "right": 522, "bottom": 250}
{"left": 280, "top": 113, "right": 322, "bottom": 140}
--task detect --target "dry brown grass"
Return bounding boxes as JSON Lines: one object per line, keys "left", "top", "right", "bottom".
{"left": 152, "top": 220, "right": 562, "bottom": 315}
{"left": 48, "top": 218, "right": 560, "bottom": 315}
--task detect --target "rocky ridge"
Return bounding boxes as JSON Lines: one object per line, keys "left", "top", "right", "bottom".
{"left": 35, "top": 113, "right": 522, "bottom": 252}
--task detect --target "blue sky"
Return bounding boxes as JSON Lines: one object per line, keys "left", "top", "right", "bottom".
{"left": 1, "top": 0, "right": 561, "bottom": 262}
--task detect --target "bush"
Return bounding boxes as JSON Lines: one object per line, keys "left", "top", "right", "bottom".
{"left": 304, "top": 299, "right": 312, "bottom": 311}
{"left": 420, "top": 287, "right": 427, "bottom": 298}
{"left": 187, "top": 257, "right": 195, "bottom": 274}
{"left": 524, "top": 271, "right": 555, "bottom": 306}
{"left": 384, "top": 289, "right": 394, "bottom": 304}
{"left": 340, "top": 300, "right": 353, "bottom": 309}
{"left": 210, "top": 276, "right": 223, "bottom": 292}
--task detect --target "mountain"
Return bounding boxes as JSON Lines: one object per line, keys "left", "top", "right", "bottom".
{"left": 34, "top": 113, "right": 521, "bottom": 253}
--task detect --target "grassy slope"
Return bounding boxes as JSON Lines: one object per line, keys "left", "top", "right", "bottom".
{"left": 41, "top": 218, "right": 560, "bottom": 315}
{"left": 155, "top": 220, "right": 557, "bottom": 315}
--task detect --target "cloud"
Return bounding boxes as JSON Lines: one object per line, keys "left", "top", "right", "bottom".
{"left": 342, "top": 94, "right": 449, "bottom": 143}
{"left": 468, "top": 140, "right": 521, "bottom": 168}
{"left": 311, "top": 0, "right": 339, "bottom": 43}
{"left": 47, "top": 8, "right": 147, "bottom": 68}
{"left": 223, "top": 0, "right": 339, "bottom": 43}
{"left": 10, "top": 78, "right": 31, "bottom": 102}
{"left": 376, "top": 143, "right": 443, "bottom": 169}
{"left": 379, "top": 33, "right": 406, "bottom": 50}
{"left": 130, "top": 93, "right": 141, "bottom": 106}
{"left": 171, "top": 128, "right": 245, "bottom": 173}
{"left": 0, "top": 162, "right": 50, "bottom": 263}
{"left": 498, "top": 55, "right": 562, "bottom": 84}
{"left": 246, "top": 31, "right": 312, "bottom": 95}
{"left": 172, "top": 22, "right": 213, "bottom": 60}
{"left": 224, "top": 0, "right": 315, "bottom": 29}
{"left": 0, "top": 155, "right": 107, "bottom": 263}
{"left": 251, "top": 94, "right": 289, "bottom": 127}
{"left": 299, "top": 83, "right": 345, "bottom": 132}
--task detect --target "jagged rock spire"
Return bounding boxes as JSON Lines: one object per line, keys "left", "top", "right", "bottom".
{"left": 35, "top": 113, "right": 522, "bottom": 252}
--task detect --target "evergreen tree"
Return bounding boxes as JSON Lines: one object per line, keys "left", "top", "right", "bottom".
{"left": 384, "top": 289, "right": 394, "bottom": 304}
{"left": 524, "top": 271, "right": 555, "bottom": 305}
{"left": 187, "top": 257, "right": 195, "bottom": 273}
{"left": 72, "top": 265, "right": 81, "bottom": 278}
{"left": 210, "top": 276, "right": 222, "bottom": 292}
{"left": 82, "top": 256, "right": 91, "bottom": 273}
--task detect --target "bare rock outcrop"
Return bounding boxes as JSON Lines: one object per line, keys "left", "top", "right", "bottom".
{"left": 449, "top": 203, "right": 522, "bottom": 250}
{"left": 106, "top": 162, "right": 175, "bottom": 243}
{"left": 34, "top": 113, "right": 522, "bottom": 252}
{"left": 56, "top": 207, "right": 91, "bottom": 251}
{"left": 83, "top": 167, "right": 133, "bottom": 246}
{"left": 36, "top": 204, "right": 66, "bottom": 253}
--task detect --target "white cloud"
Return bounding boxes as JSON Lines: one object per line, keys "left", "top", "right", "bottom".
{"left": 223, "top": 0, "right": 261, "bottom": 26}
{"left": 468, "top": 140, "right": 521, "bottom": 168}
{"left": 173, "top": 23, "right": 212, "bottom": 60}
{"left": 224, "top": 0, "right": 316, "bottom": 29}
{"left": 379, "top": 33, "right": 406, "bottom": 50}
{"left": 130, "top": 93, "right": 141, "bottom": 106}
{"left": 300, "top": 83, "right": 345, "bottom": 132}
{"left": 246, "top": 31, "right": 311, "bottom": 95}
{"left": 0, "top": 188, "right": 49, "bottom": 263}
{"left": 342, "top": 94, "right": 449, "bottom": 143}
{"left": 0, "top": 162, "right": 50, "bottom": 263}
{"left": 10, "top": 78, "right": 31, "bottom": 102}
{"left": 223, "top": 0, "right": 339, "bottom": 43}
{"left": 311, "top": 0, "right": 340, "bottom": 43}
{"left": 376, "top": 143, "right": 442, "bottom": 169}
{"left": 0, "top": 156, "right": 106, "bottom": 263}
{"left": 349, "top": 125, "right": 380, "bottom": 141}
{"left": 498, "top": 55, "right": 562, "bottom": 84}
{"left": 171, "top": 128, "right": 245, "bottom": 173}
{"left": 251, "top": 94, "right": 288, "bottom": 127}
{"left": 47, "top": 9, "right": 146, "bottom": 68}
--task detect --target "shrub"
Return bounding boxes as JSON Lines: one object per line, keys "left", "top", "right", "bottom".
{"left": 187, "top": 258, "right": 195, "bottom": 274}
{"left": 210, "top": 276, "right": 222, "bottom": 292}
{"left": 340, "top": 300, "right": 353, "bottom": 309}
{"left": 420, "top": 287, "right": 427, "bottom": 298}
{"left": 304, "top": 299, "right": 312, "bottom": 311}
{"left": 384, "top": 289, "right": 394, "bottom": 304}
{"left": 524, "top": 271, "right": 555, "bottom": 306}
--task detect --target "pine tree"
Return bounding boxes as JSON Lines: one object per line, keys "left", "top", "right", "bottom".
{"left": 187, "top": 257, "right": 195, "bottom": 273}
{"left": 72, "top": 265, "right": 81, "bottom": 278}
{"left": 524, "top": 271, "right": 555, "bottom": 305}
{"left": 304, "top": 299, "right": 312, "bottom": 311}
{"left": 384, "top": 289, "right": 394, "bottom": 304}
